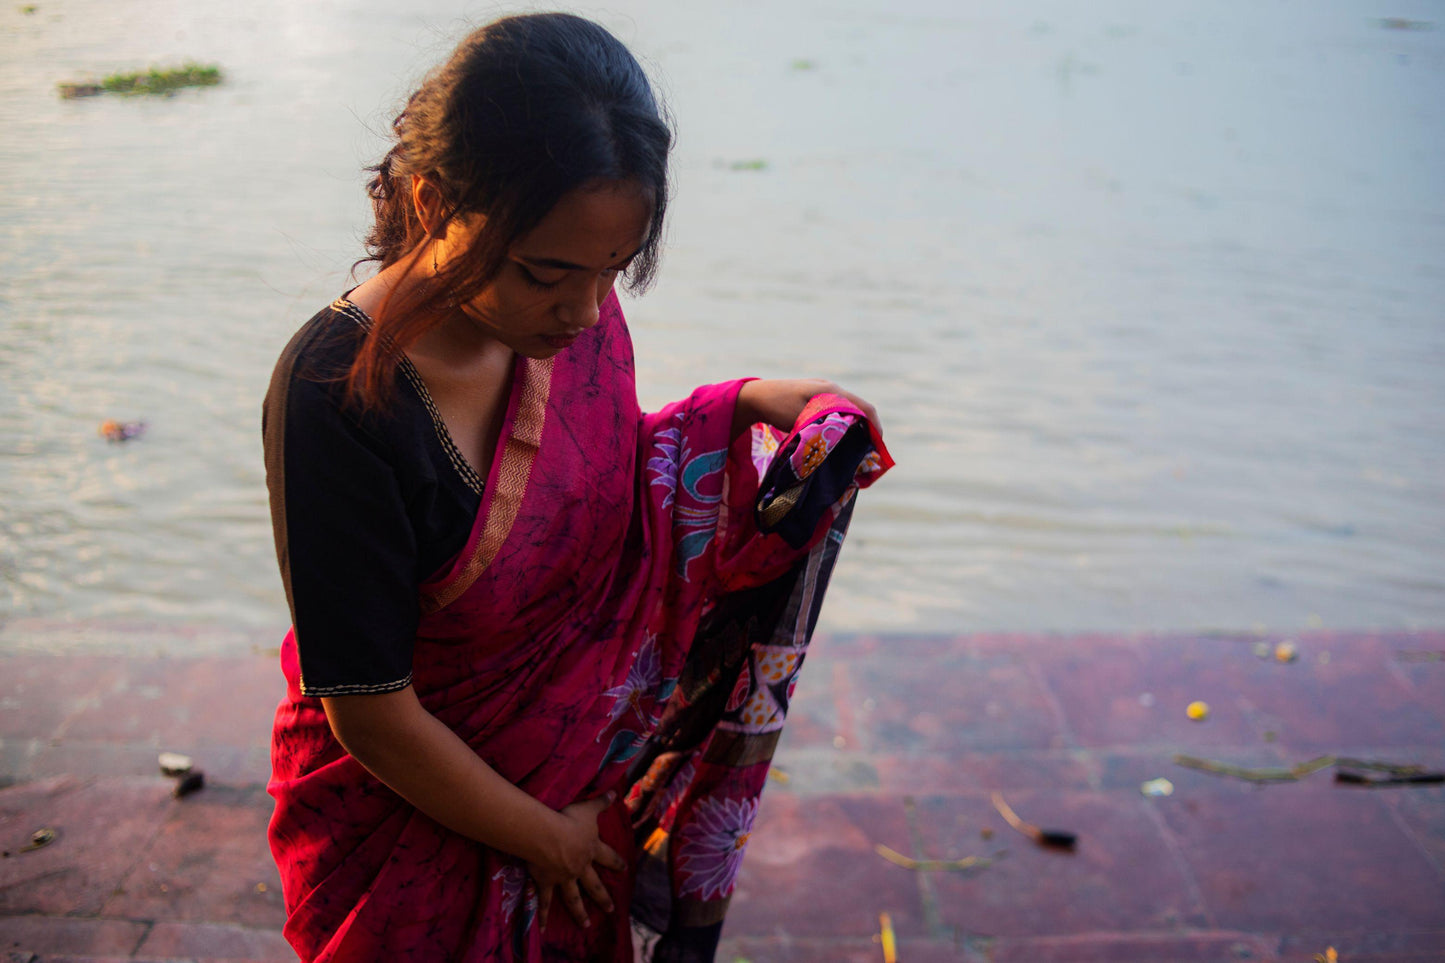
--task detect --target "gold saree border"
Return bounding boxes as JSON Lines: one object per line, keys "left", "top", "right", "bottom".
{"left": 420, "top": 355, "right": 554, "bottom": 615}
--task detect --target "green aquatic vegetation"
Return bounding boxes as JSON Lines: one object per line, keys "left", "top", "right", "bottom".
{"left": 99, "top": 63, "right": 222, "bottom": 95}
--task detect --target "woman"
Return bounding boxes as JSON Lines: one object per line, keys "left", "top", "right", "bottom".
{"left": 263, "top": 13, "right": 890, "bottom": 962}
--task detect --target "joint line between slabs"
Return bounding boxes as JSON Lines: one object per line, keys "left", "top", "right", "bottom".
{"left": 1025, "top": 656, "right": 1079, "bottom": 752}
{"left": 130, "top": 919, "right": 155, "bottom": 957}
{"left": 1137, "top": 795, "right": 1217, "bottom": 931}
{"left": 1381, "top": 792, "right": 1445, "bottom": 886}
{"left": 903, "top": 794, "right": 947, "bottom": 939}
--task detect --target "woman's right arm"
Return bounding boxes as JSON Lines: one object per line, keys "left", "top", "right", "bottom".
{"left": 322, "top": 687, "right": 624, "bottom": 926}
{"left": 733, "top": 378, "right": 881, "bottom": 439}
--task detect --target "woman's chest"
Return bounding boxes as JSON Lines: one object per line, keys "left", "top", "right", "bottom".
{"left": 405, "top": 346, "right": 515, "bottom": 482}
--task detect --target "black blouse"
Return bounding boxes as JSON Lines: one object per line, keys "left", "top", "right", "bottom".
{"left": 262, "top": 299, "right": 482, "bottom": 697}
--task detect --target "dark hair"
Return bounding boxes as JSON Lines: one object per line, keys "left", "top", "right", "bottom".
{"left": 348, "top": 12, "right": 673, "bottom": 408}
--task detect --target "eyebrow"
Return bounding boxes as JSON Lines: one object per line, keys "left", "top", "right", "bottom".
{"left": 516, "top": 249, "right": 640, "bottom": 272}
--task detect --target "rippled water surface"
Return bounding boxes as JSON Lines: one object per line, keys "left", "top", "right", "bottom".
{"left": 2, "top": 0, "right": 1443, "bottom": 651}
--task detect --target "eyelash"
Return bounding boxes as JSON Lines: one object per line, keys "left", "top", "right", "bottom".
{"left": 517, "top": 265, "right": 561, "bottom": 291}
{"left": 515, "top": 261, "right": 633, "bottom": 291}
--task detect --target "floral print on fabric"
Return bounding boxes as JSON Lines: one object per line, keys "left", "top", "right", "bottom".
{"left": 647, "top": 410, "right": 730, "bottom": 581}
{"left": 675, "top": 796, "right": 759, "bottom": 901}
{"left": 646, "top": 421, "right": 685, "bottom": 511}
{"left": 598, "top": 633, "right": 680, "bottom": 767}
{"left": 492, "top": 864, "right": 527, "bottom": 925}
{"left": 789, "top": 412, "right": 851, "bottom": 479}
{"left": 755, "top": 396, "right": 894, "bottom": 549}
{"left": 491, "top": 863, "right": 539, "bottom": 960}
{"left": 749, "top": 419, "right": 780, "bottom": 479}
{"left": 602, "top": 633, "right": 677, "bottom": 726}
{"left": 672, "top": 451, "right": 727, "bottom": 581}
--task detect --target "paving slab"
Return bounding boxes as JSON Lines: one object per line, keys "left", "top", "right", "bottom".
{"left": 101, "top": 786, "right": 283, "bottom": 929}
{"left": 0, "top": 658, "right": 133, "bottom": 745}
{"left": 1274, "top": 930, "right": 1445, "bottom": 962}
{"left": 1384, "top": 782, "right": 1445, "bottom": 880}
{"left": 133, "top": 921, "right": 295, "bottom": 960}
{"left": 852, "top": 648, "right": 1069, "bottom": 754}
{"left": 983, "top": 931, "right": 1280, "bottom": 963}
{"left": 1034, "top": 638, "right": 1268, "bottom": 749}
{"left": 0, "top": 916, "right": 148, "bottom": 957}
{"left": 718, "top": 935, "right": 976, "bottom": 962}
{"left": 55, "top": 657, "right": 283, "bottom": 753}
{"left": 869, "top": 748, "right": 1097, "bottom": 795}
{"left": 39, "top": 958, "right": 284, "bottom": 963}
{"left": 914, "top": 791, "right": 1213, "bottom": 939}
{"left": 0, "top": 777, "right": 173, "bottom": 917}
{"left": 727, "top": 792, "right": 926, "bottom": 940}
{"left": 1156, "top": 778, "right": 1445, "bottom": 934}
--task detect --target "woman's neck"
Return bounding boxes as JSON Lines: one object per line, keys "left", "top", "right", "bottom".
{"left": 344, "top": 258, "right": 413, "bottom": 324}
{"left": 348, "top": 258, "right": 507, "bottom": 371}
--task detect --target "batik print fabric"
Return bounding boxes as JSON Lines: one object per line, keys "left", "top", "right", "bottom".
{"left": 625, "top": 393, "right": 890, "bottom": 962}
{"left": 267, "top": 290, "right": 891, "bottom": 963}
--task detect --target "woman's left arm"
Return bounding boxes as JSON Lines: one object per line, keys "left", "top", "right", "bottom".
{"left": 732, "top": 378, "right": 881, "bottom": 439}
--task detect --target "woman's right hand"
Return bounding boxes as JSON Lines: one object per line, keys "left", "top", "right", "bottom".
{"left": 528, "top": 793, "right": 627, "bottom": 929}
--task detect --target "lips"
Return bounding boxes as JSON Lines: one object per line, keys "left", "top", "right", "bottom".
{"left": 543, "top": 332, "right": 581, "bottom": 349}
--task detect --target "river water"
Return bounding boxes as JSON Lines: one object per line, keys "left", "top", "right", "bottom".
{"left": 1, "top": 0, "right": 1442, "bottom": 652}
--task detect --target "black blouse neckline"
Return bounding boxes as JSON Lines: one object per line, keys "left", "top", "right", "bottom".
{"left": 331, "top": 297, "right": 485, "bottom": 496}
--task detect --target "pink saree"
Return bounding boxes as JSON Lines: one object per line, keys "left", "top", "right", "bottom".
{"left": 268, "top": 291, "right": 891, "bottom": 962}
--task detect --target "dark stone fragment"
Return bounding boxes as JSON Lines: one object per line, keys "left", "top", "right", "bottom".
{"left": 173, "top": 771, "right": 206, "bottom": 798}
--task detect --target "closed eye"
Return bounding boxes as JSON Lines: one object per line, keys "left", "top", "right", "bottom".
{"left": 513, "top": 252, "right": 637, "bottom": 289}
{"left": 516, "top": 263, "right": 563, "bottom": 290}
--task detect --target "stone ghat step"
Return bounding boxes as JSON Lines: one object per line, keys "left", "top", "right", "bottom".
{"left": 3, "top": 628, "right": 1443, "bottom": 961}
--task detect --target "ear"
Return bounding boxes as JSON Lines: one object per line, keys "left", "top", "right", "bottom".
{"left": 410, "top": 175, "right": 449, "bottom": 237}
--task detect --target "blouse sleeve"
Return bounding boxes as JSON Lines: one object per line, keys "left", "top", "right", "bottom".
{"left": 263, "top": 345, "right": 418, "bottom": 698}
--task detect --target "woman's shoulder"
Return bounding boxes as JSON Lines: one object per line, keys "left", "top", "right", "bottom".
{"left": 272, "top": 299, "right": 369, "bottom": 392}
{"left": 263, "top": 298, "right": 390, "bottom": 444}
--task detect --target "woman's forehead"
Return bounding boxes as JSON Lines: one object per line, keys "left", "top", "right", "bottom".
{"left": 514, "top": 181, "right": 652, "bottom": 265}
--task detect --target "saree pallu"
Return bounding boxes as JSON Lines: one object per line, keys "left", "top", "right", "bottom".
{"left": 268, "top": 292, "right": 891, "bottom": 962}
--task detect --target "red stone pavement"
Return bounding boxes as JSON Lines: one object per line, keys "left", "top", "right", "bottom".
{"left": 1, "top": 622, "right": 1442, "bottom": 962}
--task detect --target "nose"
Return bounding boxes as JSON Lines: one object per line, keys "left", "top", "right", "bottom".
{"left": 556, "top": 278, "right": 604, "bottom": 332}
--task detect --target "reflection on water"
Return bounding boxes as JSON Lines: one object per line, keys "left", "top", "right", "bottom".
{"left": 2, "top": 0, "right": 1442, "bottom": 650}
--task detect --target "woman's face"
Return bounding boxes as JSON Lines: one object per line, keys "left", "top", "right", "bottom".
{"left": 438, "top": 180, "right": 653, "bottom": 358}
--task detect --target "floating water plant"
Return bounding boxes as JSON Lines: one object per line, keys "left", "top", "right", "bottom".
{"left": 102, "top": 63, "right": 221, "bottom": 94}
{"left": 58, "top": 62, "right": 222, "bottom": 99}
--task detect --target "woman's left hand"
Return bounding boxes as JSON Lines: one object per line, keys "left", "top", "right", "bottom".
{"left": 733, "top": 378, "right": 881, "bottom": 439}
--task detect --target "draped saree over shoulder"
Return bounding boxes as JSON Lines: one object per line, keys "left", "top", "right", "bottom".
{"left": 268, "top": 291, "right": 892, "bottom": 962}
